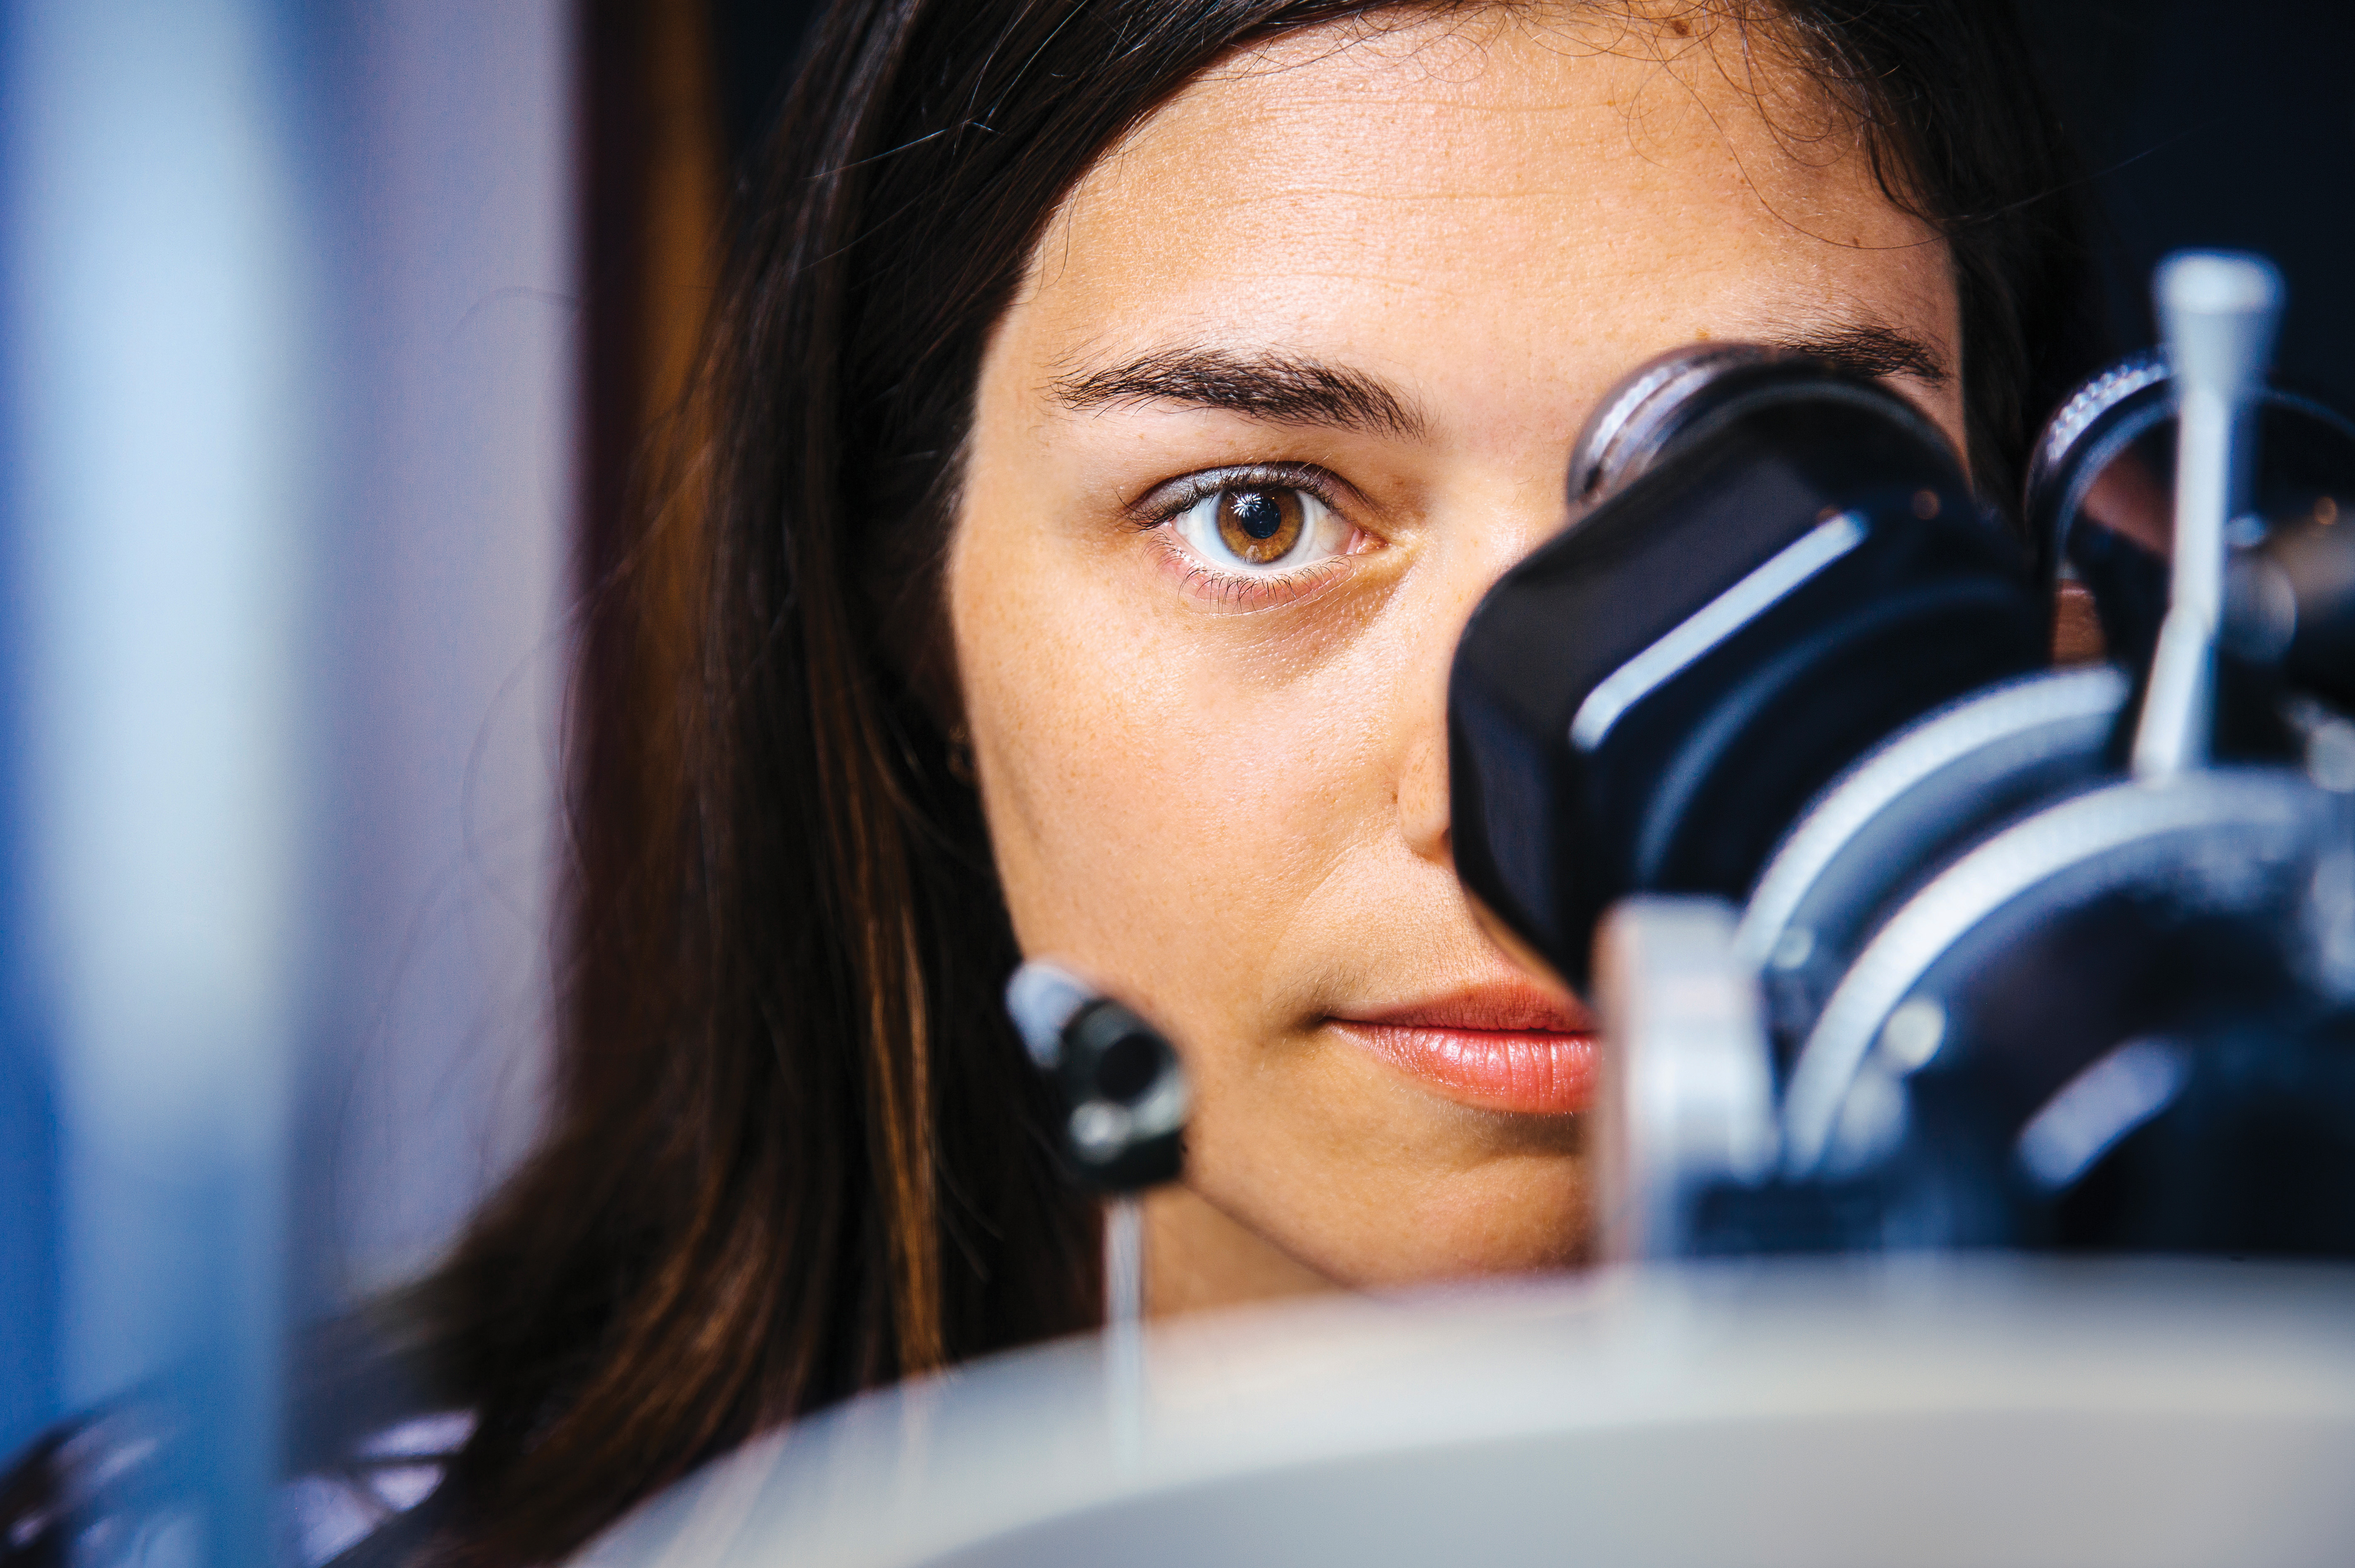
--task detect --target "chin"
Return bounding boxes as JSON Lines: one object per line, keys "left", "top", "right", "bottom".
{"left": 1267, "top": 1150, "right": 1593, "bottom": 1289}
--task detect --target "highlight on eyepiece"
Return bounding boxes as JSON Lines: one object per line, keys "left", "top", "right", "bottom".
{"left": 1564, "top": 342, "right": 1787, "bottom": 506}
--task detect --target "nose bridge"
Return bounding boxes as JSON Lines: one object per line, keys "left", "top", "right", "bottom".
{"left": 1392, "top": 475, "right": 1569, "bottom": 865}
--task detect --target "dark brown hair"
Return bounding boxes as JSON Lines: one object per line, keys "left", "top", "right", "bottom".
{"left": 356, "top": 3, "right": 2093, "bottom": 1563}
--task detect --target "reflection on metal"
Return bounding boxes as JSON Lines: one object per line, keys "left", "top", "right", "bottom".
{"left": 1733, "top": 665, "right": 2128, "bottom": 982}
{"left": 2018, "top": 1040, "right": 2191, "bottom": 1190}
{"left": 1783, "top": 771, "right": 2322, "bottom": 1176}
{"left": 1593, "top": 897, "right": 1777, "bottom": 1260}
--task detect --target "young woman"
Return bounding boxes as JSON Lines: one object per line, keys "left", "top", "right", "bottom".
{"left": 4, "top": 2, "right": 2093, "bottom": 1563}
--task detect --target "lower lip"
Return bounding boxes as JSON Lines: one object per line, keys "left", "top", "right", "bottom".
{"left": 1333, "top": 1022, "right": 1598, "bottom": 1115}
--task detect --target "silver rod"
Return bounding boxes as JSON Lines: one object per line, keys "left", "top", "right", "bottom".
{"left": 1104, "top": 1196, "right": 1144, "bottom": 1470}
{"left": 2134, "top": 252, "right": 2282, "bottom": 778}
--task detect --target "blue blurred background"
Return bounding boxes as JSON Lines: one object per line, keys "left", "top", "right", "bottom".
{"left": 0, "top": 2, "right": 579, "bottom": 1490}
{"left": 0, "top": 0, "right": 2346, "bottom": 1542}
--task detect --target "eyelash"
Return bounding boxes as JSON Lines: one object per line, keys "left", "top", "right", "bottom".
{"left": 1137, "top": 463, "right": 1369, "bottom": 610}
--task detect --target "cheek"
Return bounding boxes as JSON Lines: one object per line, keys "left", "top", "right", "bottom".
{"left": 949, "top": 517, "right": 1385, "bottom": 987}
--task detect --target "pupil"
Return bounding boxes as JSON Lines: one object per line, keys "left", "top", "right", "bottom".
{"left": 1233, "top": 491, "right": 1283, "bottom": 540}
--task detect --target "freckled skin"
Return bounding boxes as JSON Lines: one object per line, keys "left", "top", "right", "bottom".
{"left": 949, "top": 10, "right": 1962, "bottom": 1307}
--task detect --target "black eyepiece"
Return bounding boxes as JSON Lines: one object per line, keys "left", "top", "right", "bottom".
{"left": 1450, "top": 347, "right": 2043, "bottom": 993}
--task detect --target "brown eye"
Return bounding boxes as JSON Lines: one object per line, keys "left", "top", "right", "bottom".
{"left": 1169, "top": 480, "right": 1344, "bottom": 578}
{"left": 1214, "top": 487, "right": 1304, "bottom": 564}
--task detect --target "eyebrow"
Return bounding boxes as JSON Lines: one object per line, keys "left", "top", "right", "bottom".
{"left": 1052, "top": 347, "right": 1428, "bottom": 440}
{"left": 1051, "top": 323, "right": 1949, "bottom": 439}
{"left": 1771, "top": 322, "right": 1951, "bottom": 389}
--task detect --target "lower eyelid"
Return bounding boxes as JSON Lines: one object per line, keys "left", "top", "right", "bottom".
{"left": 1149, "top": 531, "right": 1358, "bottom": 612}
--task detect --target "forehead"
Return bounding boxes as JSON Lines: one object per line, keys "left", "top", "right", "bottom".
{"left": 1005, "top": 8, "right": 1951, "bottom": 418}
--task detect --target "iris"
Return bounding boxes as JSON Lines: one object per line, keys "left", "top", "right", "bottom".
{"left": 1217, "top": 488, "right": 1302, "bottom": 563}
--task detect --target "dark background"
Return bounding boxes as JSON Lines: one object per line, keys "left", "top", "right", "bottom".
{"left": 2024, "top": 0, "right": 2355, "bottom": 411}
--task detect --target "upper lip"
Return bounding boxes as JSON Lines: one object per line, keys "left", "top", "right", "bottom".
{"left": 1338, "top": 982, "right": 1593, "bottom": 1035}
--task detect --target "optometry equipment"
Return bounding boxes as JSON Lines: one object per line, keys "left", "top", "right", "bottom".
{"left": 1451, "top": 252, "right": 2355, "bottom": 1260}
{"left": 575, "top": 1255, "right": 2355, "bottom": 1567}
{"left": 1006, "top": 960, "right": 1190, "bottom": 1460}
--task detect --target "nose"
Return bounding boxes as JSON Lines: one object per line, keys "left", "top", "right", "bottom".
{"left": 1397, "top": 719, "right": 1452, "bottom": 868}
{"left": 1396, "top": 469, "right": 1577, "bottom": 871}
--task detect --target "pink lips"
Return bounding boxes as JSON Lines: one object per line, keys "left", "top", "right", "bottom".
{"left": 1332, "top": 985, "right": 1598, "bottom": 1115}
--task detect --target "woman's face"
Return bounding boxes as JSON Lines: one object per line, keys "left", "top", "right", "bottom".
{"left": 951, "top": 9, "right": 1961, "bottom": 1301}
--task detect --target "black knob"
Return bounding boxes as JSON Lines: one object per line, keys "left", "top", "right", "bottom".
{"left": 1005, "top": 962, "right": 1189, "bottom": 1194}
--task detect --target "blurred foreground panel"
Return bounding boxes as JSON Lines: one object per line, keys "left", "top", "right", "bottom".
{"left": 296, "top": 0, "right": 570, "bottom": 1307}
{"left": 580, "top": 1260, "right": 2355, "bottom": 1568}
{"left": 2, "top": 0, "right": 569, "bottom": 1556}
{"left": 8, "top": 0, "right": 314, "bottom": 1556}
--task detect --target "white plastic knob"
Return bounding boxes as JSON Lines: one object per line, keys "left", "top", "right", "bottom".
{"left": 1004, "top": 959, "right": 1096, "bottom": 1070}
{"left": 2157, "top": 252, "right": 2283, "bottom": 402}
